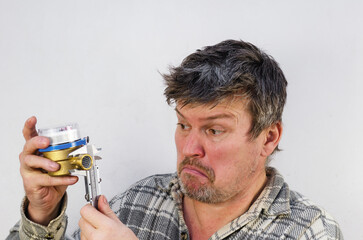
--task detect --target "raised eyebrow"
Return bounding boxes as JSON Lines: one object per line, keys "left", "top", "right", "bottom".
{"left": 175, "top": 108, "right": 234, "bottom": 121}
{"left": 200, "top": 113, "right": 234, "bottom": 121}
{"left": 174, "top": 108, "right": 185, "bottom": 119}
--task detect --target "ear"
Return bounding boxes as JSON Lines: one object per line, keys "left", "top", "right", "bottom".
{"left": 261, "top": 122, "right": 283, "bottom": 157}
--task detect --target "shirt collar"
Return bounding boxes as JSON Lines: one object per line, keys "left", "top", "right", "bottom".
{"left": 248, "top": 167, "right": 291, "bottom": 216}
{"left": 157, "top": 167, "right": 292, "bottom": 238}
{"left": 159, "top": 168, "right": 291, "bottom": 217}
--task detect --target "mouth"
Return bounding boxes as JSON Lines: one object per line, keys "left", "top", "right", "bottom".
{"left": 178, "top": 157, "right": 216, "bottom": 183}
{"left": 182, "top": 165, "right": 209, "bottom": 179}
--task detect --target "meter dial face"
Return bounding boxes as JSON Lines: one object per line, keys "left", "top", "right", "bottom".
{"left": 38, "top": 123, "right": 81, "bottom": 145}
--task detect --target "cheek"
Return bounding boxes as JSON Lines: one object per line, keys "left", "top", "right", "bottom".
{"left": 205, "top": 142, "right": 237, "bottom": 175}
{"left": 174, "top": 132, "right": 185, "bottom": 165}
{"left": 174, "top": 132, "right": 183, "bottom": 154}
{"left": 207, "top": 140, "right": 241, "bottom": 163}
{"left": 207, "top": 141, "right": 256, "bottom": 178}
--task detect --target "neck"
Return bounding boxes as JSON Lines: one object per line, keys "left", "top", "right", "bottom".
{"left": 182, "top": 170, "right": 267, "bottom": 240}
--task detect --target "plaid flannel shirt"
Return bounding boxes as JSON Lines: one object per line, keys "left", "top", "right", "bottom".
{"left": 7, "top": 167, "right": 343, "bottom": 239}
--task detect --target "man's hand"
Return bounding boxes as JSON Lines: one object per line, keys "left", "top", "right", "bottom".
{"left": 79, "top": 195, "right": 138, "bottom": 240}
{"left": 19, "top": 116, "right": 79, "bottom": 225}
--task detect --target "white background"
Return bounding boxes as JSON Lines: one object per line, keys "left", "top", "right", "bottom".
{"left": 1, "top": 1, "right": 362, "bottom": 239}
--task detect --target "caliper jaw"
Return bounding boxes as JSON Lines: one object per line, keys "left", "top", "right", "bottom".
{"left": 68, "top": 143, "right": 102, "bottom": 209}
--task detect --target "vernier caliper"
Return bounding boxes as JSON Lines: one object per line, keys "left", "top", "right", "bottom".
{"left": 38, "top": 123, "right": 102, "bottom": 209}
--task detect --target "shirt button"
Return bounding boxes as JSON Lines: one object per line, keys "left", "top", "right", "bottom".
{"left": 45, "top": 233, "right": 54, "bottom": 239}
{"left": 181, "top": 232, "right": 188, "bottom": 240}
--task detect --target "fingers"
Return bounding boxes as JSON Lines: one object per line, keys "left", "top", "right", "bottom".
{"left": 23, "top": 116, "right": 38, "bottom": 141}
{"left": 20, "top": 144, "right": 78, "bottom": 189}
{"left": 80, "top": 196, "right": 123, "bottom": 228}
{"left": 20, "top": 154, "right": 78, "bottom": 186}
{"left": 21, "top": 154, "right": 59, "bottom": 172}
{"left": 79, "top": 202, "right": 137, "bottom": 240}
{"left": 21, "top": 168, "right": 78, "bottom": 189}
{"left": 22, "top": 136, "right": 49, "bottom": 156}
{"left": 80, "top": 232, "right": 88, "bottom": 240}
{"left": 22, "top": 170, "right": 79, "bottom": 188}
{"left": 98, "top": 195, "right": 119, "bottom": 222}
{"left": 22, "top": 116, "right": 50, "bottom": 155}
{"left": 80, "top": 232, "right": 86, "bottom": 240}
{"left": 79, "top": 217, "right": 94, "bottom": 240}
{"left": 80, "top": 204, "right": 109, "bottom": 229}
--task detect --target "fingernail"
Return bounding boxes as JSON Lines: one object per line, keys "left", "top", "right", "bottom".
{"left": 27, "top": 116, "right": 35, "bottom": 124}
{"left": 49, "top": 161, "right": 59, "bottom": 170}
{"left": 40, "top": 137, "right": 48, "bottom": 145}
{"left": 103, "top": 195, "right": 108, "bottom": 206}
{"left": 70, "top": 176, "right": 78, "bottom": 183}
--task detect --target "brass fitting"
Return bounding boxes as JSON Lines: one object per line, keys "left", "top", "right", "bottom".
{"left": 43, "top": 146, "right": 93, "bottom": 176}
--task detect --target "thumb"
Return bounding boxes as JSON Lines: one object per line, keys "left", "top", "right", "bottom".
{"left": 98, "top": 195, "right": 119, "bottom": 221}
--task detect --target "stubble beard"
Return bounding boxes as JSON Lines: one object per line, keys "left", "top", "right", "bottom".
{"left": 177, "top": 157, "right": 237, "bottom": 204}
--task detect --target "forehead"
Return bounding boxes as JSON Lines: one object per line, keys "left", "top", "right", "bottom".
{"left": 175, "top": 98, "right": 251, "bottom": 122}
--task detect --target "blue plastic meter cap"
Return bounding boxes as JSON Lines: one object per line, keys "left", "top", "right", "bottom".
{"left": 39, "top": 137, "right": 88, "bottom": 153}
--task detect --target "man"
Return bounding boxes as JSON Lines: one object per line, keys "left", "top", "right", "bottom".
{"left": 8, "top": 39, "right": 343, "bottom": 239}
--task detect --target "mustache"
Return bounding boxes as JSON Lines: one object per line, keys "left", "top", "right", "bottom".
{"left": 178, "top": 157, "right": 215, "bottom": 183}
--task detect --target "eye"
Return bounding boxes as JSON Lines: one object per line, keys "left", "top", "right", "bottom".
{"left": 177, "top": 123, "right": 190, "bottom": 130}
{"left": 208, "top": 128, "right": 224, "bottom": 135}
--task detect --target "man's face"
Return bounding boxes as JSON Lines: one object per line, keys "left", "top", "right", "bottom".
{"left": 175, "top": 99, "right": 268, "bottom": 204}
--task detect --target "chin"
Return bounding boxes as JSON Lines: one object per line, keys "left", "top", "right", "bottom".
{"left": 178, "top": 175, "right": 227, "bottom": 204}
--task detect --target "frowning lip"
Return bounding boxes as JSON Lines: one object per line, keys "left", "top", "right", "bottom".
{"left": 181, "top": 165, "right": 209, "bottom": 178}
{"left": 178, "top": 157, "right": 216, "bottom": 183}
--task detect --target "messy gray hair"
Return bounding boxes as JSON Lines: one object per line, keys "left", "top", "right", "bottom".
{"left": 163, "top": 39, "right": 287, "bottom": 141}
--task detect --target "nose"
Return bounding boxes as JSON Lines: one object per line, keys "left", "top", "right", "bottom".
{"left": 182, "top": 131, "right": 205, "bottom": 158}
